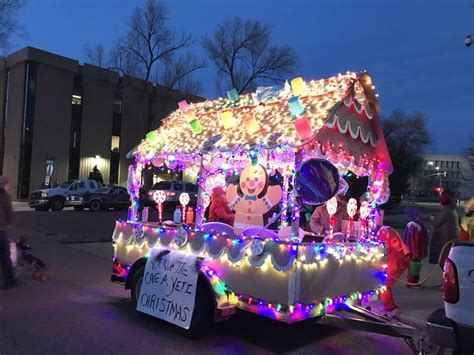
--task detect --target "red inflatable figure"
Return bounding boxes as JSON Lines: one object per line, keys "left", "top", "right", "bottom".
{"left": 376, "top": 213, "right": 410, "bottom": 316}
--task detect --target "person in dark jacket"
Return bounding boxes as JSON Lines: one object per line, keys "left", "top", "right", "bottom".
{"left": 430, "top": 191, "right": 459, "bottom": 267}
{"left": 209, "top": 186, "right": 234, "bottom": 226}
{"left": 0, "top": 176, "right": 18, "bottom": 289}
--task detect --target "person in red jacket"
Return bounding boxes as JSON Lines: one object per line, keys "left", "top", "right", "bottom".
{"left": 209, "top": 186, "right": 235, "bottom": 226}
{"left": 404, "top": 207, "right": 428, "bottom": 286}
{"left": 375, "top": 209, "right": 410, "bottom": 316}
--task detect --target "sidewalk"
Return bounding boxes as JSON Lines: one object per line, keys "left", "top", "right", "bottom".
{"left": 12, "top": 201, "right": 31, "bottom": 211}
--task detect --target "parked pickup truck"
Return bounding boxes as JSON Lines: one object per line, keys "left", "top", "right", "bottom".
{"left": 427, "top": 240, "right": 474, "bottom": 354}
{"left": 29, "top": 179, "right": 101, "bottom": 211}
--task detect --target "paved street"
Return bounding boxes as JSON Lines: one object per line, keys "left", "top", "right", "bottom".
{"left": 0, "top": 208, "right": 446, "bottom": 354}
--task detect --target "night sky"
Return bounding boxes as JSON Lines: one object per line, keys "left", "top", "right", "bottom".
{"left": 12, "top": 0, "right": 474, "bottom": 154}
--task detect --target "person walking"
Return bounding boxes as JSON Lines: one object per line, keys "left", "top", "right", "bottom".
{"left": 0, "top": 176, "right": 18, "bottom": 289}
{"left": 430, "top": 191, "right": 459, "bottom": 267}
{"left": 403, "top": 207, "right": 428, "bottom": 287}
{"left": 460, "top": 197, "right": 474, "bottom": 241}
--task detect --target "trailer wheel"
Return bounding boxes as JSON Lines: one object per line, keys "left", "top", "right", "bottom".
{"left": 187, "top": 275, "right": 214, "bottom": 334}
{"left": 131, "top": 266, "right": 145, "bottom": 305}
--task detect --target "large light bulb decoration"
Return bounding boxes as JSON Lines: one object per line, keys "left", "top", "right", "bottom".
{"left": 179, "top": 192, "right": 190, "bottom": 223}
{"left": 346, "top": 198, "right": 357, "bottom": 242}
{"left": 153, "top": 190, "right": 166, "bottom": 223}
{"left": 326, "top": 196, "right": 338, "bottom": 240}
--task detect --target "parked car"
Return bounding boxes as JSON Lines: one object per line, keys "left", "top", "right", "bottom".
{"left": 427, "top": 240, "right": 474, "bottom": 353}
{"left": 66, "top": 186, "right": 131, "bottom": 211}
{"left": 147, "top": 181, "right": 198, "bottom": 211}
{"left": 29, "top": 179, "right": 101, "bottom": 211}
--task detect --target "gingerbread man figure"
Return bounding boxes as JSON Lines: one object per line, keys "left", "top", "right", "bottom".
{"left": 227, "top": 164, "right": 283, "bottom": 234}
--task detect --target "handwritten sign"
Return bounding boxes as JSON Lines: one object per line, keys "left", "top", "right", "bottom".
{"left": 136, "top": 249, "right": 199, "bottom": 329}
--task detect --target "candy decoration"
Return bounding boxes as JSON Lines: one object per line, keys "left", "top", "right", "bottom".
{"left": 179, "top": 192, "right": 190, "bottom": 223}
{"left": 346, "top": 198, "right": 357, "bottom": 241}
{"left": 293, "top": 116, "right": 314, "bottom": 141}
{"left": 326, "top": 196, "right": 338, "bottom": 239}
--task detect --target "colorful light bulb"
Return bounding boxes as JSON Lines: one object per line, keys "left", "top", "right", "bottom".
{"left": 227, "top": 88, "right": 239, "bottom": 103}
{"left": 243, "top": 114, "right": 260, "bottom": 134}
{"left": 293, "top": 116, "right": 313, "bottom": 141}
{"left": 146, "top": 131, "right": 158, "bottom": 144}
{"left": 178, "top": 100, "right": 190, "bottom": 112}
{"left": 291, "top": 77, "right": 305, "bottom": 96}
{"left": 220, "top": 111, "right": 236, "bottom": 129}
{"left": 288, "top": 96, "right": 305, "bottom": 116}
{"left": 189, "top": 119, "right": 203, "bottom": 135}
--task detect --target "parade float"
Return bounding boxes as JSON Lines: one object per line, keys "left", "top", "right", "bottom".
{"left": 110, "top": 71, "right": 395, "bottom": 331}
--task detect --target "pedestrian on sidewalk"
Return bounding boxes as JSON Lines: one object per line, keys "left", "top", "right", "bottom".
{"left": 460, "top": 197, "right": 474, "bottom": 242}
{"left": 375, "top": 209, "right": 410, "bottom": 317}
{"left": 430, "top": 191, "right": 459, "bottom": 267}
{"left": 0, "top": 176, "right": 19, "bottom": 289}
{"left": 403, "top": 207, "right": 428, "bottom": 286}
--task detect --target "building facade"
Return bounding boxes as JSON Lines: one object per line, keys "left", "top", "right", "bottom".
{"left": 410, "top": 153, "right": 472, "bottom": 199}
{"left": 0, "top": 47, "right": 202, "bottom": 200}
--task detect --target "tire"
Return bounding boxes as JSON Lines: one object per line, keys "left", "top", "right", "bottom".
{"left": 130, "top": 268, "right": 213, "bottom": 335}
{"left": 188, "top": 275, "right": 214, "bottom": 334}
{"left": 34, "top": 206, "right": 49, "bottom": 212}
{"left": 73, "top": 206, "right": 85, "bottom": 211}
{"left": 131, "top": 266, "right": 145, "bottom": 305}
{"left": 49, "top": 198, "right": 64, "bottom": 212}
{"left": 90, "top": 200, "right": 102, "bottom": 212}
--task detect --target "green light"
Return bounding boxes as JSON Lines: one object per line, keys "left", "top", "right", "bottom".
{"left": 146, "top": 131, "right": 159, "bottom": 144}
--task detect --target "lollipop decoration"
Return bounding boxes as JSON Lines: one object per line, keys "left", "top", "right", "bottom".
{"left": 359, "top": 201, "right": 370, "bottom": 239}
{"left": 326, "top": 196, "right": 338, "bottom": 240}
{"left": 153, "top": 190, "right": 166, "bottom": 223}
{"left": 179, "top": 192, "right": 190, "bottom": 223}
{"left": 346, "top": 198, "right": 357, "bottom": 241}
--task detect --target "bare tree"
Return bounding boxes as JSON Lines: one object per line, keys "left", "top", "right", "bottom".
{"left": 82, "top": 43, "right": 106, "bottom": 68}
{"left": 382, "top": 109, "right": 432, "bottom": 205}
{"left": 202, "top": 16, "right": 297, "bottom": 95}
{"left": 0, "top": 0, "right": 25, "bottom": 55}
{"left": 111, "top": 0, "right": 206, "bottom": 88}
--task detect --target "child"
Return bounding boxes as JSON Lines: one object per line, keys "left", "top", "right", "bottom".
{"left": 375, "top": 209, "right": 410, "bottom": 317}
{"left": 16, "top": 237, "right": 48, "bottom": 281}
{"left": 404, "top": 207, "right": 428, "bottom": 286}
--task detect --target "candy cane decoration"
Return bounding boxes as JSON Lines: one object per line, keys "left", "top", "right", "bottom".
{"left": 153, "top": 190, "right": 166, "bottom": 223}
{"left": 346, "top": 198, "right": 357, "bottom": 241}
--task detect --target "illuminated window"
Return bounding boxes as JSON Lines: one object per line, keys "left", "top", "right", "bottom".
{"left": 72, "top": 95, "right": 82, "bottom": 105}
{"left": 111, "top": 135, "right": 120, "bottom": 152}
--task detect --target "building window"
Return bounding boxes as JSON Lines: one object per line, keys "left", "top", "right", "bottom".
{"left": 113, "top": 99, "right": 122, "bottom": 114}
{"left": 72, "top": 94, "right": 82, "bottom": 105}
{"left": 435, "top": 160, "right": 439, "bottom": 167}
{"left": 457, "top": 162, "right": 460, "bottom": 169}
{"left": 111, "top": 135, "right": 120, "bottom": 153}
